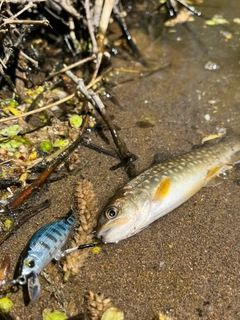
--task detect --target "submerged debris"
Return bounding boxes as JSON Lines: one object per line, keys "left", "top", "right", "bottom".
{"left": 63, "top": 179, "right": 98, "bottom": 277}
{"left": 85, "top": 291, "right": 113, "bottom": 320}
{"left": 206, "top": 15, "right": 229, "bottom": 25}
{"left": 164, "top": 8, "right": 194, "bottom": 27}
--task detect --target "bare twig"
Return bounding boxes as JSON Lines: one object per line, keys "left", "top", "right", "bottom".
{"left": 0, "top": 94, "right": 75, "bottom": 123}
{"left": 98, "top": 0, "right": 115, "bottom": 40}
{"left": 89, "top": 0, "right": 115, "bottom": 84}
{"left": 113, "top": 4, "right": 147, "bottom": 66}
{"left": 46, "top": 55, "right": 95, "bottom": 80}
{"left": 85, "top": 0, "right": 98, "bottom": 54}
{"left": 7, "top": 2, "right": 34, "bottom": 19}
{"left": 93, "top": 0, "right": 104, "bottom": 27}
{"left": 19, "top": 50, "right": 39, "bottom": 68}
{"left": 3, "top": 0, "right": 46, "bottom": 3}
{"left": 68, "top": 17, "right": 81, "bottom": 53}
{"left": 52, "top": 0, "right": 81, "bottom": 19}
{"left": 1, "top": 19, "right": 50, "bottom": 28}
{"left": 0, "top": 59, "right": 7, "bottom": 69}
{"left": 65, "top": 69, "right": 137, "bottom": 178}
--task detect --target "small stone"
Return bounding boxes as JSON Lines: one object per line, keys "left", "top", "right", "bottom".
{"left": 204, "top": 61, "right": 220, "bottom": 70}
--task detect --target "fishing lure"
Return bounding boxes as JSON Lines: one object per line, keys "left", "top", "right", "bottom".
{"left": 0, "top": 209, "right": 98, "bottom": 301}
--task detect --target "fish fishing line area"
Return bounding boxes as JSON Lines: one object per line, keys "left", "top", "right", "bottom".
{"left": 0, "top": 0, "right": 240, "bottom": 319}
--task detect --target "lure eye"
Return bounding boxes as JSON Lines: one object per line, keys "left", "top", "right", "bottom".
{"left": 105, "top": 207, "right": 118, "bottom": 219}
{"left": 24, "top": 258, "right": 35, "bottom": 269}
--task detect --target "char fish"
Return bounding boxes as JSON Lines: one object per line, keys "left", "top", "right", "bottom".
{"left": 97, "top": 136, "right": 240, "bottom": 243}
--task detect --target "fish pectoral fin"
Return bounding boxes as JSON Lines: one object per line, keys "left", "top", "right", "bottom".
{"left": 204, "top": 165, "right": 225, "bottom": 187}
{"left": 204, "top": 175, "right": 224, "bottom": 187}
{"left": 153, "top": 177, "right": 171, "bottom": 201}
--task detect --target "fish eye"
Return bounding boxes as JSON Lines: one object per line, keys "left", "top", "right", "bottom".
{"left": 24, "top": 258, "right": 35, "bottom": 269}
{"left": 105, "top": 207, "right": 118, "bottom": 219}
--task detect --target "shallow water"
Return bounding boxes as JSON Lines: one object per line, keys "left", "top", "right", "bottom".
{"left": 2, "top": 1, "right": 240, "bottom": 319}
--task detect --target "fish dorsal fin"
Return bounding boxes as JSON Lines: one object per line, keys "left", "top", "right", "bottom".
{"left": 153, "top": 177, "right": 171, "bottom": 201}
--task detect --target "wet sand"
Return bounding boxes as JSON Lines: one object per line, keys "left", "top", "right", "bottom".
{"left": 1, "top": 1, "right": 240, "bottom": 319}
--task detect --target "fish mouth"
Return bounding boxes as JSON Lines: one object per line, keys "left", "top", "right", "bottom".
{"left": 96, "top": 216, "right": 130, "bottom": 243}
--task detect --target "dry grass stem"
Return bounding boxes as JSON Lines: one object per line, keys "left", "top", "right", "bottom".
{"left": 0, "top": 93, "right": 75, "bottom": 123}
{"left": 47, "top": 56, "right": 95, "bottom": 80}
{"left": 85, "top": 0, "right": 98, "bottom": 54}
{"left": 98, "top": 0, "right": 115, "bottom": 37}
{"left": 1, "top": 19, "right": 50, "bottom": 28}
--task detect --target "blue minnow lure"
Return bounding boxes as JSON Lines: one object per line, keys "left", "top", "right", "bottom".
{"left": 0, "top": 209, "right": 99, "bottom": 302}
{"left": 20, "top": 209, "right": 76, "bottom": 301}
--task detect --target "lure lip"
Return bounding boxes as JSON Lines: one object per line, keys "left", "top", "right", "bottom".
{"left": 27, "top": 271, "right": 41, "bottom": 302}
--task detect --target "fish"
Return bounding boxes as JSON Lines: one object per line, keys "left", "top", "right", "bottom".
{"left": 96, "top": 135, "right": 240, "bottom": 243}
{"left": 19, "top": 209, "right": 76, "bottom": 301}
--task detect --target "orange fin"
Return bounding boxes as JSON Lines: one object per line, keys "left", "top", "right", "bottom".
{"left": 153, "top": 177, "right": 171, "bottom": 201}
{"left": 204, "top": 165, "right": 224, "bottom": 186}
{"left": 206, "top": 165, "right": 223, "bottom": 179}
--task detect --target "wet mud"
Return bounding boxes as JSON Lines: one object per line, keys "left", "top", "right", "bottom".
{"left": 1, "top": 1, "right": 240, "bottom": 319}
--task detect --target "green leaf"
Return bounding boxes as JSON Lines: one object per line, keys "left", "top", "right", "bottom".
{"left": 0, "top": 135, "right": 30, "bottom": 152}
{"left": 0, "top": 139, "right": 23, "bottom": 152}
{"left": 42, "top": 309, "right": 68, "bottom": 320}
{"left": 1, "top": 98, "right": 18, "bottom": 108}
{"left": 40, "top": 140, "right": 53, "bottom": 153}
{"left": 52, "top": 139, "right": 69, "bottom": 148}
{"left": 0, "top": 125, "right": 22, "bottom": 137}
{"left": 0, "top": 297, "right": 14, "bottom": 313}
{"left": 69, "top": 115, "right": 83, "bottom": 128}
{"left": 101, "top": 307, "right": 124, "bottom": 320}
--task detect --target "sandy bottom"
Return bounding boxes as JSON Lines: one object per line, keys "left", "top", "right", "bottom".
{"left": 1, "top": 1, "right": 240, "bottom": 319}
